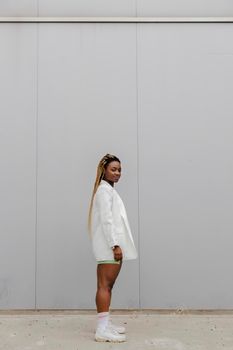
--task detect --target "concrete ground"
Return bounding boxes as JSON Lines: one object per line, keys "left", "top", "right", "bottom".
{"left": 0, "top": 310, "right": 233, "bottom": 350}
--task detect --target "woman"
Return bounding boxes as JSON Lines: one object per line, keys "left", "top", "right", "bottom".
{"left": 88, "top": 153, "right": 138, "bottom": 342}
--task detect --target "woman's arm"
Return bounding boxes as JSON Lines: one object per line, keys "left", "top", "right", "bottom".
{"left": 96, "top": 187, "right": 120, "bottom": 249}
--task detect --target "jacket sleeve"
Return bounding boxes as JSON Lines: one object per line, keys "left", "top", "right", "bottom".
{"left": 95, "top": 187, "right": 119, "bottom": 248}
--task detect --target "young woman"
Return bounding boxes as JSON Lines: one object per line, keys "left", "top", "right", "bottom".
{"left": 88, "top": 153, "right": 138, "bottom": 342}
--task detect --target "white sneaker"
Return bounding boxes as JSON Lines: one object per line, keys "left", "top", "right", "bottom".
{"left": 95, "top": 326, "right": 126, "bottom": 342}
{"left": 108, "top": 319, "right": 126, "bottom": 334}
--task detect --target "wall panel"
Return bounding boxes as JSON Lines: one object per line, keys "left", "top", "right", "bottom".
{"left": 0, "top": 24, "right": 37, "bottom": 308}
{"left": 138, "top": 23, "right": 233, "bottom": 308}
{"left": 0, "top": 1, "right": 37, "bottom": 16}
{"left": 38, "top": 0, "right": 136, "bottom": 17}
{"left": 138, "top": 0, "right": 233, "bottom": 17}
{"left": 36, "top": 23, "right": 139, "bottom": 308}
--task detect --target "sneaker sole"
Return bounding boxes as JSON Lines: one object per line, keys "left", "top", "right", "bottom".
{"left": 95, "top": 336, "right": 126, "bottom": 343}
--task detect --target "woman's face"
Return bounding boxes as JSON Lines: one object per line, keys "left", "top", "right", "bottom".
{"left": 103, "top": 161, "right": 121, "bottom": 184}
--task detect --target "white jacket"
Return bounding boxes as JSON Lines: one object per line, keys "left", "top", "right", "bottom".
{"left": 91, "top": 179, "right": 138, "bottom": 261}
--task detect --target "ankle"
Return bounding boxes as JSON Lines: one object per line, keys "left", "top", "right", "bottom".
{"left": 97, "top": 311, "right": 109, "bottom": 330}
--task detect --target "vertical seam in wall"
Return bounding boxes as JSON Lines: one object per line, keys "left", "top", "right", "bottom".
{"left": 35, "top": 21, "right": 39, "bottom": 309}
{"left": 135, "top": 22, "right": 141, "bottom": 309}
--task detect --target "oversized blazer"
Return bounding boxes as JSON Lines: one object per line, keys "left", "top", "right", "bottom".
{"left": 91, "top": 179, "right": 138, "bottom": 261}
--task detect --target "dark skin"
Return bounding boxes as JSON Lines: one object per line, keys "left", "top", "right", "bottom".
{"left": 95, "top": 160, "right": 123, "bottom": 312}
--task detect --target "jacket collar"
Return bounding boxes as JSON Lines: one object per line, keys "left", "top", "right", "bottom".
{"left": 100, "top": 179, "right": 114, "bottom": 189}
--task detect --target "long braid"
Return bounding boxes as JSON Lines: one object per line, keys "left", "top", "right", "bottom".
{"left": 88, "top": 153, "right": 120, "bottom": 234}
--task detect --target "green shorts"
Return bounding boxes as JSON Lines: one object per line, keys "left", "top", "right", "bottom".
{"left": 97, "top": 260, "right": 121, "bottom": 265}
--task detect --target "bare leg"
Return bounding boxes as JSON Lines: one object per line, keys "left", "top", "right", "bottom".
{"left": 96, "top": 262, "right": 122, "bottom": 313}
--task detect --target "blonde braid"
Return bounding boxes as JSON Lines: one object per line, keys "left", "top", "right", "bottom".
{"left": 87, "top": 154, "right": 120, "bottom": 234}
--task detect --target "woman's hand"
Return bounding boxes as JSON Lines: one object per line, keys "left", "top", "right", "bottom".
{"left": 113, "top": 246, "right": 123, "bottom": 261}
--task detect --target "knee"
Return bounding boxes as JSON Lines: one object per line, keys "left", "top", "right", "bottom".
{"left": 97, "top": 284, "right": 112, "bottom": 293}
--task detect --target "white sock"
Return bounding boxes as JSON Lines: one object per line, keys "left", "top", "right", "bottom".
{"left": 97, "top": 311, "right": 109, "bottom": 330}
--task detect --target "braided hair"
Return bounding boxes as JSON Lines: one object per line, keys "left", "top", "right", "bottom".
{"left": 88, "top": 153, "right": 120, "bottom": 234}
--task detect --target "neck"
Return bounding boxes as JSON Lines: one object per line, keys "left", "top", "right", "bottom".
{"left": 103, "top": 179, "right": 114, "bottom": 187}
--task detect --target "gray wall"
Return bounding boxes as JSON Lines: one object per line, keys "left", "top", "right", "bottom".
{"left": 138, "top": 24, "right": 233, "bottom": 308}
{"left": 1, "top": 0, "right": 233, "bottom": 16}
{"left": 1, "top": 3, "right": 233, "bottom": 309}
